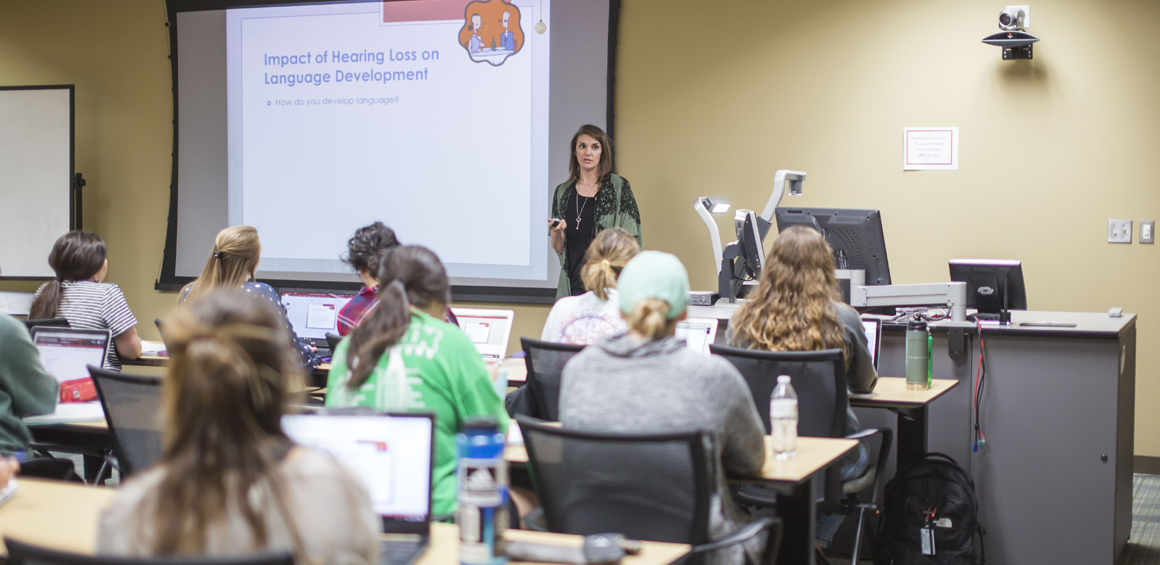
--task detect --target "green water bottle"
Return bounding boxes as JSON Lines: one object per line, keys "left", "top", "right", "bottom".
{"left": 905, "top": 320, "right": 932, "bottom": 390}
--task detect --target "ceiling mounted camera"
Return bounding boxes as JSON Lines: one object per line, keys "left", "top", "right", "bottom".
{"left": 998, "top": 6, "right": 1027, "bottom": 31}
{"left": 983, "top": 5, "right": 1038, "bottom": 60}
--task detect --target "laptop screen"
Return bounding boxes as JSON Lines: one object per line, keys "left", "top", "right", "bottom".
{"left": 281, "top": 412, "right": 433, "bottom": 525}
{"left": 279, "top": 291, "right": 355, "bottom": 341}
{"left": 675, "top": 317, "right": 719, "bottom": 356}
{"left": 451, "top": 308, "right": 514, "bottom": 361}
{"left": 31, "top": 328, "right": 111, "bottom": 382}
{"left": 861, "top": 318, "right": 882, "bottom": 371}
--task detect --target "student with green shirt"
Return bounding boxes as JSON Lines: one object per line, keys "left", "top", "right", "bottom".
{"left": 0, "top": 314, "right": 61, "bottom": 453}
{"left": 325, "top": 245, "right": 507, "bottom": 517}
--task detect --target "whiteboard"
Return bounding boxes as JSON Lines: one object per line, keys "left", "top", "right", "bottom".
{"left": 0, "top": 86, "right": 73, "bottom": 279}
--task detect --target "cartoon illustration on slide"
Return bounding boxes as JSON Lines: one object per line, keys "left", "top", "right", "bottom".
{"left": 458, "top": 0, "right": 524, "bottom": 66}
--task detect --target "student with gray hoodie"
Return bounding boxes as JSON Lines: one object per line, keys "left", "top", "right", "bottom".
{"left": 557, "top": 251, "right": 767, "bottom": 565}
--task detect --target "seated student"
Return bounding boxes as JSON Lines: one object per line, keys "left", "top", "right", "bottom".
{"left": 726, "top": 225, "right": 877, "bottom": 549}
{"left": 180, "top": 226, "right": 316, "bottom": 368}
{"left": 337, "top": 222, "right": 400, "bottom": 336}
{"left": 97, "top": 290, "right": 378, "bottom": 564}
{"left": 540, "top": 227, "right": 640, "bottom": 344}
{"left": 0, "top": 314, "right": 61, "bottom": 453}
{"left": 558, "top": 251, "right": 767, "bottom": 565}
{"left": 325, "top": 245, "right": 507, "bottom": 517}
{"left": 30, "top": 231, "right": 142, "bottom": 369}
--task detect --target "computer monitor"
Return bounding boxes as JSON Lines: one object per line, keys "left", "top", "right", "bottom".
{"left": 734, "top": 209, "right": 765, "bottom": 281}
{"left": 30, "top": 327, "right": 111, "bottom": 381}
{"left": 949, "top": 259, "right": 1027, "bottom": 315}
{"left": 774, "top": 208, "right": 892, "bottom": 286}
{"left": 675, "top": 317, "right": 719, "bottom": 356}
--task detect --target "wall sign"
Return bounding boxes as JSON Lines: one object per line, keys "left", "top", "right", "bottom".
{"left": 904, "top": 127, "right": 959, "bottom": 170}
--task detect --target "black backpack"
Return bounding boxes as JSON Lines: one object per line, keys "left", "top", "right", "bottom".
{"left": 876, "top": 453, "right": 985, "bottom": 565}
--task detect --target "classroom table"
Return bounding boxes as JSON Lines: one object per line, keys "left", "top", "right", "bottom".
{"left": 508, "top": 434, "right": 856, "bottom": 565}
{"left": 848, "top": 376, "right": 957, "bottom": 468}
{"left": 0, "top": 479, "right": 690, "bottom": 565}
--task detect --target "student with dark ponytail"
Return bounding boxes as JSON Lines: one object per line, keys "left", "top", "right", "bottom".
{"left": 325, "top": 245, "right": 507, "bottom": 517}
{"left": 30, "top": 231, "right": 141, "bottom": 370}
{"left": 98, "top": 290, "right": 377, "bottom": 563}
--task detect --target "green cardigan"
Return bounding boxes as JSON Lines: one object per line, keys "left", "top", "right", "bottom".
{"left": 0, "top": 315, "right": 59, "bottom": 453}
{"left": 551, "top": 173, "right": 643, "bottom": 300}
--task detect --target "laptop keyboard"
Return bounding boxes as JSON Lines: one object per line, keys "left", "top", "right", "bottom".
{"left": 379, "top": 540, "right": 427, "bottom": 565}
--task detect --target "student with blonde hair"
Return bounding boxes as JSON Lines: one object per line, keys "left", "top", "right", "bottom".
{"left": 97, "top": 290, "right": 378, "bottom": 564}
{"left": 181, "top": 226, "right": 314, "bottom": 366}
{"left": 558, "top": 252, "right": 767, "bottom": 565}
{"left": 727, "top": 225, "right": 877, "bottom": 549}
{"left": 540, "top": 227, "right": 640, "bottom": 344}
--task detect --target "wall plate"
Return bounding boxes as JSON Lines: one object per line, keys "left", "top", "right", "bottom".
{"left": 1141, "top": 220, "right": 1155, "bottom": 244}
{"left": 1109, "top": 219, "right": 1132, "bottom": 243}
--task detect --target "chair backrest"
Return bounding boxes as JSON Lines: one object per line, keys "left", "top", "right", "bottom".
{"left": 88, "top": 365, "right": 164, "bottom": 478}
{"left": 517, "top": 416, "right": 712, "bottom": 547}
{"left": 4, "top": 538, "right": 293, "bottom": 565}
{"left": 709, "top": 345, "right": 847, "bottom": 438}
{"left": 22, "top": 318, "right": 69, "bottom": 332}
{"left": 520, "top": 338, "right": 585, "bottom": 422}
{"left": 325, "top": 332, "right": 341, "bottom": 352}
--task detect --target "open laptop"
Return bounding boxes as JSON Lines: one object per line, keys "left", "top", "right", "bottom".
{"left": 279, "top": 290, "right": 356, "bottom": 355}
{"left": 861, "top": 317, "right": 882, "bottom": 372}
{"left": 30, "top": 327, "right": 112, "bottom": 381}
{"left": 282, "top": 410, "right": 435, "bottom": 565}
{"left": 675, "top": 317, "right": 719, "bottom": 356}
{"left": 450, "top": 308, "right": 515, "bottom": 362}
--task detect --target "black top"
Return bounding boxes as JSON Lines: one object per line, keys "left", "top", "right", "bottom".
{"left": 565, "top": 190, "right": 598, "bottom": 296}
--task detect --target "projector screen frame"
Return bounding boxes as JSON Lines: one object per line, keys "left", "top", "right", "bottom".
{"left": 157, "top": 0, "right": 621, "bottom": 304}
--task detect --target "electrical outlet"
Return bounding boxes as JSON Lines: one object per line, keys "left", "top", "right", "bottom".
{"left": 1142, "top": 220, "right": 1155, "bottom": 244}
{"left": 1109, "top": 219, "right": 1132, "bottom": 244}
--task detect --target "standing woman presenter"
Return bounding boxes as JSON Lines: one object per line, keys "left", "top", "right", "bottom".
{"left": 549, "top": 125, "right": 641, "bottom": 300}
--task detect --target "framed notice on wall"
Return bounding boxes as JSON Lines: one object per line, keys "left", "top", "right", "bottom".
{"left": 904, "top": 127, "right": 958, "bottom": 171}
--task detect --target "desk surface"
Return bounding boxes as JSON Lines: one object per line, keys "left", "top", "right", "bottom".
{"left": 850, "top": 376, "right": 958, "bottom": 409}
{"left": 0, "top": 478, "right": 116, "bottom": 556}
{"left": 507, "top": 436, "right": 855, "bottom": 485}
{"left": 0, "top": 480, "right": 688, "bottom": 565}
{"left": 121, "top": 354, "right": 167, "bottom": 367}
{"left": 316, "top": 357, "right": 527, "bottom": 383}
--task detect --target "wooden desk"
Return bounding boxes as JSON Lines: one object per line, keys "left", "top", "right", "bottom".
{"left": 0, "top": 478, "right": 116, "bottom": 556}
{"left": 849, "top": 376, "right": 958, "bottom": 467}
{"left": 120, "top": 354, "right": 167, "bottom": 367}
{"left": 419, "top": 523, "right": 688, "bottom": 565}
{"left": 0, "top": 480, "right": 689, "bottom": 565}
{"left": 501, "top": 357, "right": 527, "bottom": 384}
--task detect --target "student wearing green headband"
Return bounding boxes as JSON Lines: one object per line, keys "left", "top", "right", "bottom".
{"left": 557, "top": 251, "right": 768, "bottom": 565}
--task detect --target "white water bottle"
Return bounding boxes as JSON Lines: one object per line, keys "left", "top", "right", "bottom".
{"left": 770, "top": 375, "right": 798, "bottom": 459}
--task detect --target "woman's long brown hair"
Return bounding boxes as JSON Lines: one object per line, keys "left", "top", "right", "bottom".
{"left": 344, "top": 246, "right": 451, "bottom": 389}
{"left": 143, "top": 289, "right": 307, "bottom": 555}
{"left": 566, "top": 124, "right": 615, "bottom": 185}
{"left": 181, "top": 226, "right": 261, "bottom": 304}
{"left": 29, "top": 231, "right": 107, "bottom": 320}
{"left": 730, "top": 226, "right": 849, "bottom": 362}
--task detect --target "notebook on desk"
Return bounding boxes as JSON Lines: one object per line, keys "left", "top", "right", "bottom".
{"left": 451, "top": 308, "right": 514, "bottom": 362}
{"left": 675, "top": 317, "right": 719, "bottom": 356}
{"left": 282, "top": 411, "right": 435, "bottom": 565}
{"left": 279, "top": 290, "right": 356, "bottom": 354}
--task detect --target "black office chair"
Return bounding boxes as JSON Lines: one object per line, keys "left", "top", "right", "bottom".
{"left": 519, "top": 338, "right": 584, "bottom": 422}
{"left": 517, "top": 416, "right": 782, "bottom": 565}
{"left": 325, "top": 332, "right": 342, "bottom": 353}
{"left": 88, "top": 366, "right": 164, "bottom": 479}
{"left": 710, "top": 345, "right": 893, "bottom": 565}
{"left": 4, "top": 538, "right": 293, "bottom": 565}
{"left": 21, "top": 317, "right": 69, "bottom": 332}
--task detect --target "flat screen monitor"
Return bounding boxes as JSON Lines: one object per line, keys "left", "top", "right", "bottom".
{"left": 734, "top": 209, "right": 765, "bottom": 281}
{"left": 949, "top": 259, "right": 1027, "bottom": 314}
{"left": 774, "top": 208, "right": 892, "bottom": 286}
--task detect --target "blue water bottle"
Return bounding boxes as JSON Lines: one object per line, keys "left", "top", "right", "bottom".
{"left": 457, "top": 416, "right": 508, "bottom": 565}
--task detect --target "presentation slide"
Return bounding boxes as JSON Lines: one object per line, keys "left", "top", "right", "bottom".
{"left": 225, "top": 0, "right": 550, "bottom": 280}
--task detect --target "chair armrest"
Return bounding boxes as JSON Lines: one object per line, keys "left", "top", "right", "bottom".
{"left": 690, "top": 516, "right": 780, "bottom": 555}
{"left": 844, "top": 428, "right": 893, "bottom": 504}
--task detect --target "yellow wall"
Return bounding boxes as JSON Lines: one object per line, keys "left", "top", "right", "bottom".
{"left": 3, "top": 0, "right": 1159, "bottom": 453}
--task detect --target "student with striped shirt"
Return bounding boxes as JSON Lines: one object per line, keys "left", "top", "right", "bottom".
{"left": 30, "top": 231, "right": 141, "bottom": 370}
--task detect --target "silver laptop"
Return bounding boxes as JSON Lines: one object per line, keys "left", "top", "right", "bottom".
{"left": 30, "top": 327, "right": 112, "bottom": 381}
{"left": 279, "top": 290, "right": 356, "bottom": 352}
{"left": 451, "top": 308, "right": 515, "bottom": 361}
{"left": 676, "top": 317, "right": 719, "bottom": 356}
{"left": 282, "top": 410, "right": 435, "bottom": 565}
{"left": 861, "top": 317, "right": 882, "bottom": 371}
